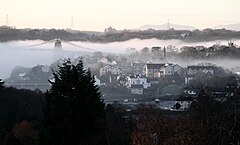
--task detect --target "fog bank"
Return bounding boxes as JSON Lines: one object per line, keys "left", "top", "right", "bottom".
{"left": 1, "top": 39, "right": 240, "bottom": 79}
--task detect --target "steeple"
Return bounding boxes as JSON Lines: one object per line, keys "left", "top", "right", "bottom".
{"left": 163, "top": 46, "right": 166, "bottom": 58}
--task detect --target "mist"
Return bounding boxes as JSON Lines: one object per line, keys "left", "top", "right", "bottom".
{"left": 1, "top": 39, "right": 240, "bottom": 79}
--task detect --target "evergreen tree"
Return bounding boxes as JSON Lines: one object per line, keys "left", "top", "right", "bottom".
{"left": 0, "top": 79, "right": 4, "bottom": 90}
{"left": 40, "top": 59, "right": 106, "bottom": 145}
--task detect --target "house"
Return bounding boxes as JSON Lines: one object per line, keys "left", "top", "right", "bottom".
{"left": 143, "top": 64, "right": 167, "bottom": 78}
{"left": 185, "top": 65, "right": 216, "bottom": 85}
{"left": 18, "top": 73, "right": 30, "bottom": 81}
{"left": 126, "top": 75, "right": 151, "bottom": 89}
{"left": 130, "top": 84, "right": 144, "bottom": 95}
{"left": 118, "top": 66, "right": 132, "bottom": 75}
{"left": 130, "top": 62, "right": 145, "bottom": 74}
{"left": 186, "top": 65, "right": 215, "bottom": 75}
{"left": 144, "top": 63, "right": 182, "bottom": 78}
{"left": 154, "top": 64, "right": 182, "bottom": 77}
{"left": 100, "top": 65, "right": 122, "bottom": 76}
{"left": 185, "top": 70, "right": 214, "bottom": 85}
{"left": 151, "top": 47, "right": 161, "bottom": 53}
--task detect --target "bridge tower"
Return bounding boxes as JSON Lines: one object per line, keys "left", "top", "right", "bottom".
{"left": 53, "top": 39, "right": 64, "bottom": 62}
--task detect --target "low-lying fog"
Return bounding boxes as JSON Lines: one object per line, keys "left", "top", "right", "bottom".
{"left": 1, "top": 39, "right": 240, "bottom": 79}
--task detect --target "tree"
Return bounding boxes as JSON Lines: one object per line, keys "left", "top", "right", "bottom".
{"left": 0, "top": 79, "right": 4, "bottom": 90}
{"left": 131, "top": 105, "right": 198, "bottom": 145}
{"left": 190, "top": 90, "right": 225, "bottom": 145}
{"left": 221, "top": 88, "right": 240, "bottom": 144}
{"left": 4, "top": 133, "right": 23, "bottom": 145}
{"left": 105, "top": 104, "right": 133, "bottom": 145}
{"left": 40, "top": 59, "right": 106, "bottom": 145}
{"left": 141, "top": 47, "right": 150, "bottom": 55}
{"left": 12, "top": 121, "right": 38, "bottom": 145}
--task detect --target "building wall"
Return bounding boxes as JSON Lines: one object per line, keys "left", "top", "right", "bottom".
{"left": 119, "top": 66, "right": 132, "bottom": 74}
{"left": 145, "top": 64, "right": 183, "bottom": 78}
{"left": 132, "top": 64, "right": 144, "bottom": 74}
{"left": 127, "top": 77, "right": 150, "bottom": 89}
{"left": 154, "top": 65, "right": 182, "bottom": 77}
{"left": 146, "top": 68, "right": 158, "bottom": 77}
{"left": 185, "top": 76, "right": 193, "bottom": 85}
{"left": 163, "top": 65, "right": 174, "bottom": 76}
{"left": 173, "top": 65, "right": 182, "bottom": 74}
{"left": 100, "top": 65, "right": 122, "bottom": 76}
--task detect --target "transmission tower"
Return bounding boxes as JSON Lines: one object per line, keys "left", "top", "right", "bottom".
{"left": 167, "top": 19, "right": 170, "bottom": 30}
{"left": 71, "top": 16, "right": 74, "bottom": 30}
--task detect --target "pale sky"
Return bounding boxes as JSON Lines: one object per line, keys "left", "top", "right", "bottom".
{"left": 0, "top": 0, "right": 239, "bottom": 31}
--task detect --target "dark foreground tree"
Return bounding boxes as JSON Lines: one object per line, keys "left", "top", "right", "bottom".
{"left": 0, "top": 79, "right": 4, "bottom": 90}
{"left": 39, "top": 59, "right": 107, "bottom": 145}
{"left": 190, "top": 90, "right": 225, "bottom": 145}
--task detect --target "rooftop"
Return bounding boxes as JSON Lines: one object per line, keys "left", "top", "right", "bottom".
{"left": 146, "top": 63, "right": 173, "bottom": 69}
{"left": 187, "top": 65, "right": 215, "bottom": 70}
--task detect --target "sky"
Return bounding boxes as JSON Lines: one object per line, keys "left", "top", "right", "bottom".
{"left": 0, "top": 0, "right": 239, "bottom": 31}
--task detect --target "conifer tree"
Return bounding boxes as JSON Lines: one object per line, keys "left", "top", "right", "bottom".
{"left": 0, "top": 79, "right": 4, "bottom": 89}
{"left": 40, "top": 59, "right": 106, "bottom": 145}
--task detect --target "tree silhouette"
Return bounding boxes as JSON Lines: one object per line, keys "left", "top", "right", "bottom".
{"left": 0, "top": 79, "right": 4, "bottom": 90}
{"left": 190, "top": 90, "right": 225, "bottom": 145}
{"left": 40, "top": 59, "right": 106, "bottom": 145}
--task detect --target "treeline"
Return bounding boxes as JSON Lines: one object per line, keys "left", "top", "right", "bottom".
{"left": 1, "top": 26, "right": 240, "bottom": 42}
{"left": 0, "top": 27, "right": 90, "bottom": 42}
{"left": 0, "top": 85, "right": 44, "bottom": 145}
{"left": 1, "top": 87, "right": 240, "bottom": 145}
{"left": 131, "top": 88, "right": 240, "bottom": 145}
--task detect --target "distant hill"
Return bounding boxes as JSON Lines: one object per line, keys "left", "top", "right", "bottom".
{"left": 139, "top": 23, "right": 197, "bottom": 31}
{"left": 213, "top": 23, "right": 240, "bottom": 31}
{"left": 1, "top": 27, "right": 240, "bottom": 43}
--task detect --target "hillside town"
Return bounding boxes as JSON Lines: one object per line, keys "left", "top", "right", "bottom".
{"left": 4, "top": 43, "right": 240, "bottom": 112}
{"left": 2, "top": 0, "right": 240, "bottom": 144}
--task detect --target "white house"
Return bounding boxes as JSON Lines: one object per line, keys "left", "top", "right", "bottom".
{"left": 100, "top": 65, "right": 122, "bottom": 76}
{"left": 126, "top": 75, "right": 151, "bottom": 89}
